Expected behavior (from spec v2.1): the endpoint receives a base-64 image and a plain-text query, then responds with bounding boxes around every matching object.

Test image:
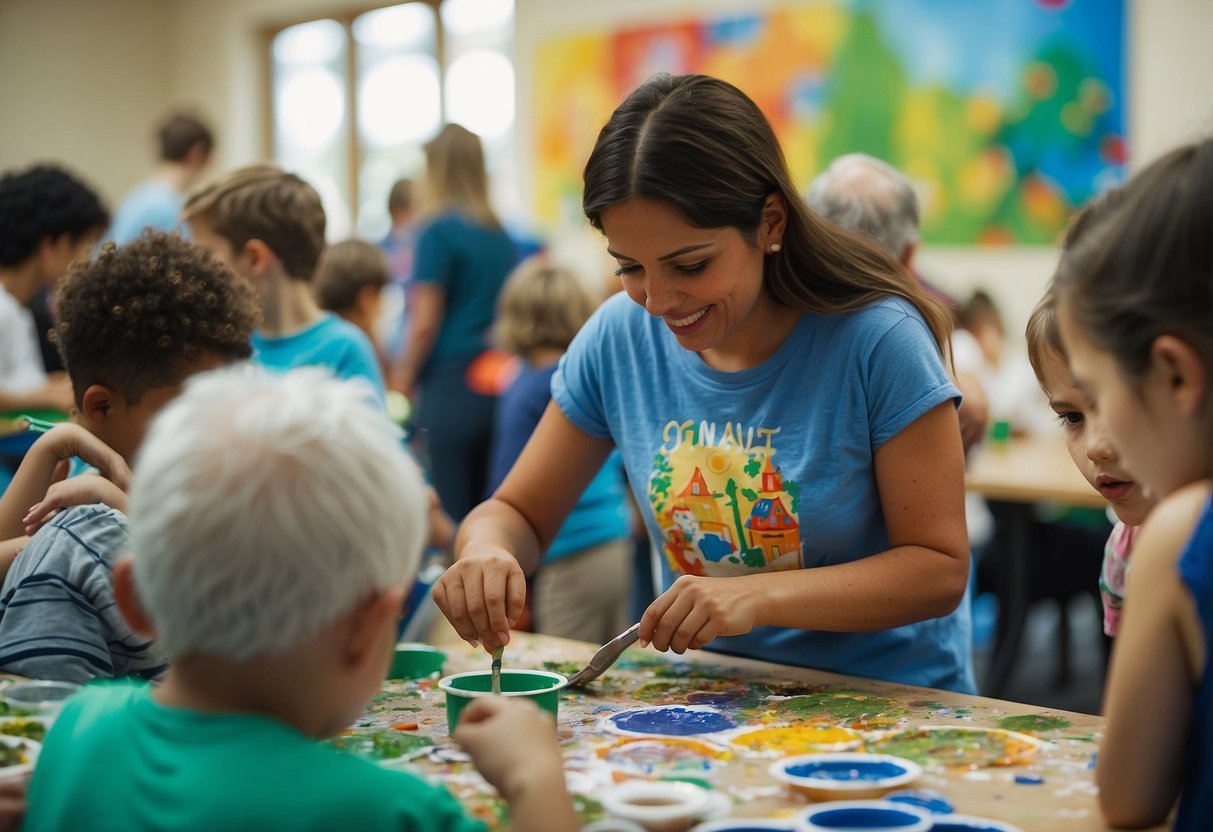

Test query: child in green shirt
[24,366,576,832]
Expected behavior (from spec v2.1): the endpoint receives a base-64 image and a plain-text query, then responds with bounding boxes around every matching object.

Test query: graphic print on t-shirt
[649,419,801,577]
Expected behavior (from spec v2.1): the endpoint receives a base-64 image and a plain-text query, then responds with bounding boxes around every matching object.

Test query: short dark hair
[55,231,259,406]
[159,113,214,163]
[0,165,109,267]
[314,240,388,313]
[388,179,415,214]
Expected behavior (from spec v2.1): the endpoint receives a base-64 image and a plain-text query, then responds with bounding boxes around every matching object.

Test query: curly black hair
[0,164,110,267]
[55,231,260,405]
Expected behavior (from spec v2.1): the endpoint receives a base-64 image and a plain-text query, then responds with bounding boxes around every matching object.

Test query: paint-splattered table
[350,633,1133,831]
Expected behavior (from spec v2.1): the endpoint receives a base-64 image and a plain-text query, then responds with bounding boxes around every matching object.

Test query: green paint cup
[438,669,567,733]
[386,643,446,681]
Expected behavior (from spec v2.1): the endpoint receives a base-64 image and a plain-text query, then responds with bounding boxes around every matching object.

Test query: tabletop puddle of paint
[607,705,737,736]
[870,726,1040,768]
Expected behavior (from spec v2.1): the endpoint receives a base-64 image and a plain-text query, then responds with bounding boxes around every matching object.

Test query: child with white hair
[23,367,577,832]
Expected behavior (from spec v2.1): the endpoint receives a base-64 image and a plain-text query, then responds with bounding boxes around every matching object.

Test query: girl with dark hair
[1053,137,1213,831]
[435,74,973,691]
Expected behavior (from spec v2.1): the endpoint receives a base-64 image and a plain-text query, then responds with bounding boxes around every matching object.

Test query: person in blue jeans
[392,124,518,521]
[488,259,631,644]
[433,74,974,692]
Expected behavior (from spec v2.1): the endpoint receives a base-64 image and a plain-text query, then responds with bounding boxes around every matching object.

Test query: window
[268,0,514,242]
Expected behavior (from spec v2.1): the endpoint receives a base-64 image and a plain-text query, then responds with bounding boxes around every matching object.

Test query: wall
[3,0,1211,335]
[515,0,1213,337]
[0,0,173,207]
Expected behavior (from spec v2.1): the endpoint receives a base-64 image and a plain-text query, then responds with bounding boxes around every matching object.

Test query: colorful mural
[534,0,1125,245]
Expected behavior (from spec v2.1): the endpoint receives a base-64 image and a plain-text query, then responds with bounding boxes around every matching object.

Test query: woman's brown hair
[581,74,951,353]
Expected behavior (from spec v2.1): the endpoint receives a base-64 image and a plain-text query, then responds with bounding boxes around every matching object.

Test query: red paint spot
[1100,135,1127,166]
[390,722,419,731]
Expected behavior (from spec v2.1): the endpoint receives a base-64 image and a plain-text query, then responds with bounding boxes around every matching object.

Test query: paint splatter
[326,729,433,760]
[731,724,862,755]
[771,690,907,724]
[603,737,731,776]
[997,713,1072,733]
[608,706,736,736]
[870,726,1039,768]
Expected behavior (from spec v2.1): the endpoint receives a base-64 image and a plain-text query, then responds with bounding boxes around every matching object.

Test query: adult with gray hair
[807,153,990,451]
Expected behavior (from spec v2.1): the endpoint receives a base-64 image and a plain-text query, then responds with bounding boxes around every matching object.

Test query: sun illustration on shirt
[649,421,801,578]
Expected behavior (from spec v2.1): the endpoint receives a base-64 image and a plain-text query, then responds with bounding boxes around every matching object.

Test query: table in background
[364,633,1145,831]
[967,435,1109,698]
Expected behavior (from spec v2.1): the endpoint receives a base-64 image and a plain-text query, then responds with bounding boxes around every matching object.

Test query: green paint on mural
[997,713,1072,733]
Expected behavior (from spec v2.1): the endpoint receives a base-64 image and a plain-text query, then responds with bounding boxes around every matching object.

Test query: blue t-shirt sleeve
[865,310,960,450]
[551,303,613,440]
[334,334,386,403]
[412,219,455,288]
[488,370,553,493]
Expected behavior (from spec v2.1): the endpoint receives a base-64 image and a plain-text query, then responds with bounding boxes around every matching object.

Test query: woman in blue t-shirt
[391,124,519,522]
[434,74,973,691]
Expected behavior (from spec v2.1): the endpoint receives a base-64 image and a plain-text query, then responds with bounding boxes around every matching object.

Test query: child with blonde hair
[24,367,577,832]
[1053,137,1213,830]
[488,259,631,643]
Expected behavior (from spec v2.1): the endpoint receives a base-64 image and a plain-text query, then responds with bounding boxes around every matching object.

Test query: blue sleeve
[550,302,613,440]
[487,372,552,493]
[412,218,455,288]
[334,336,386,404]
[865,311,960,450]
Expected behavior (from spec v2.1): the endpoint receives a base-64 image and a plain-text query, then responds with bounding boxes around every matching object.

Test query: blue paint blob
[932,821,1010,832]
[785,759,908,782]
[610,706,735,736]
[1013,774,1043,785]
[807,807,924,829]
[887,789,955,814]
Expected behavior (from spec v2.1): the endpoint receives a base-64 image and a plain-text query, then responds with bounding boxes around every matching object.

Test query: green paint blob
[543,660,584,678]
[775,691,906,720]
[326,730,433,760]
[997,713,1072,733]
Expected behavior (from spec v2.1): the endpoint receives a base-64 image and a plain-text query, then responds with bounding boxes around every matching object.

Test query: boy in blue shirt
[183,164,385,401]
[24,367,577,832]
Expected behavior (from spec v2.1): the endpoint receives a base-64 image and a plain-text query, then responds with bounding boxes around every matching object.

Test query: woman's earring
[768,242,782,254]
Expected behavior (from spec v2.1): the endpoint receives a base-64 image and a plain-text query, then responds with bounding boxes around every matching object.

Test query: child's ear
[344,587,406,670]
[79,385,116,427]
[1152,334,1208,418]
[113,556,156,638]
[242,239,276,279]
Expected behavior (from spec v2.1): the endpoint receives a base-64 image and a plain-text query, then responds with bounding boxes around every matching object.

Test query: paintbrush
[490,645,503,695]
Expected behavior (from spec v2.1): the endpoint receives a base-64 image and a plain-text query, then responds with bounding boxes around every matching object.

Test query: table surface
[348,632,1153,831]
[966,434,1108,510]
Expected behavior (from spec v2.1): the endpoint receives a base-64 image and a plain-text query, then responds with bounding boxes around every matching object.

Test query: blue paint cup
[929,817,1023,832]
[770,753,921,801]
[793,801,932,832]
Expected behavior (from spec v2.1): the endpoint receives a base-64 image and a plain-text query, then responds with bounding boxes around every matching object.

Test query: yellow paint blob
[731,724,862,755]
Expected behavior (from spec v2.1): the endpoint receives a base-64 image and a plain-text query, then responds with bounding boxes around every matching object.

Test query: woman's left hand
[638,574,763,653]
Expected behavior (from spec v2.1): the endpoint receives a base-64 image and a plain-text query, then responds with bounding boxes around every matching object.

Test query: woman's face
[599,197,790,370]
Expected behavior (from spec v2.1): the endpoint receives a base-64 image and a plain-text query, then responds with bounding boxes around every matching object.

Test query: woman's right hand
[431,544,527,651]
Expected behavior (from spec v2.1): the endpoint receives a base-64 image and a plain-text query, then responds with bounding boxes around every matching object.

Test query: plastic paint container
[1,681,80,716]
[0,736,39,782]
[438,669,566,732]
[600,780,716,832]
[770,753,921,800]
[385,643,446,681]
[929,817,1023,832]
[793,801,932,832]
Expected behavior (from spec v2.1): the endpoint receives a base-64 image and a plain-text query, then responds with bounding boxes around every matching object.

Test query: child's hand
[31,423,131,491]
[452,697,564,801]
[0,778,26,832]
[24,474,129,534]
